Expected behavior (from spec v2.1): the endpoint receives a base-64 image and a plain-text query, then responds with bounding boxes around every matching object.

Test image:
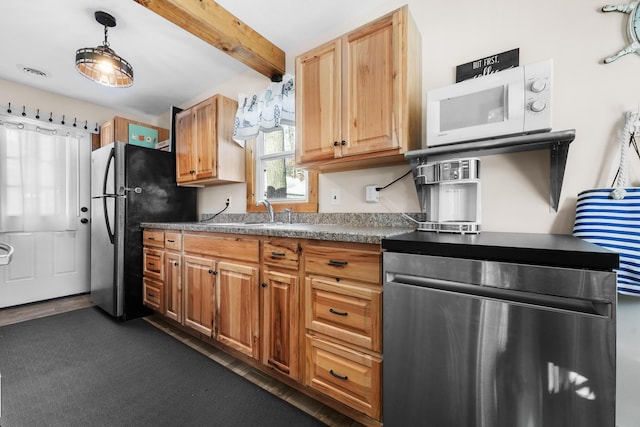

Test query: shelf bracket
[405,129,576,212]
[549,141,570,212]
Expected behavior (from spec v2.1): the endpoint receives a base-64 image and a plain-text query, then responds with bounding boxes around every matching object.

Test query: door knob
[80,218,89,224]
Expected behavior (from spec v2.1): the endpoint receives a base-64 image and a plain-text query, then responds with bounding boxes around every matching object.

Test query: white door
[0,121,91,308]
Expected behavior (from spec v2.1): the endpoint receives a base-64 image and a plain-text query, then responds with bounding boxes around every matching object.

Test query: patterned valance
[233,74,295,141]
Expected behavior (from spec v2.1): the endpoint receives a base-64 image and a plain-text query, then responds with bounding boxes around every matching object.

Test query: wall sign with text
[455,48,520,82]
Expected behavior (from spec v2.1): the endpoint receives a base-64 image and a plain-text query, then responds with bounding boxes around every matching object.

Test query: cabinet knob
[333,141,339,147]
[341,140,346,146]
[261,282,267,288]
[190,170,196,174]
[208,269,217,275]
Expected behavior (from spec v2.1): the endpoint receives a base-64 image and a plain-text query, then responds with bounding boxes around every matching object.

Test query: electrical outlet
[365,185,380,203]
[330,188,341,205]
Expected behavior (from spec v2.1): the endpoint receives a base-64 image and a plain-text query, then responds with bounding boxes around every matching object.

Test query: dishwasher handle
[388,273,612,318]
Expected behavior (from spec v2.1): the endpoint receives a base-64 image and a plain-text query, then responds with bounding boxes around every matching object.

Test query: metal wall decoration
[602,1,640,63]
[3,102,99,134]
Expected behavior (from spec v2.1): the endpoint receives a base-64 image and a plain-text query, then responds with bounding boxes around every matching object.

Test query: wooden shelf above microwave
[404,129,576,212]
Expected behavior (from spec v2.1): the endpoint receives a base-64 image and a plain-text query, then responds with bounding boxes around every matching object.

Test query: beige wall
[7,0,638,235]
[199,0,640,234]
[0,79,163,129]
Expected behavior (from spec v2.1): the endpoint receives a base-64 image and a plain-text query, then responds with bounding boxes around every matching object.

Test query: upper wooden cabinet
[100,116,169,148]
[295,6,422,171]
[175,94,245,186]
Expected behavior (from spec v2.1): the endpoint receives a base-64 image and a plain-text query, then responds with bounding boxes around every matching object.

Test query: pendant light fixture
[75,11,133,88]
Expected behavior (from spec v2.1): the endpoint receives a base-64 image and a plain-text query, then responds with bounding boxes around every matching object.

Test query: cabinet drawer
[183,233,259,262]
[263,240,300,270]
[305,245,380,284]
[164,232,182,251]
[305,335,381,420]
[306,276,381,352]
[143,277,164,312]
[143,230,165,248]
[143,247,164,281]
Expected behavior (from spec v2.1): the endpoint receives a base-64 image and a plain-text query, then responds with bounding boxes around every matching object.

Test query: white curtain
[233,73,295,141]
[0,121,80,232]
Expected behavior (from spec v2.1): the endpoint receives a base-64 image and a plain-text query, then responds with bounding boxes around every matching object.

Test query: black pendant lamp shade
[75,11,133,88]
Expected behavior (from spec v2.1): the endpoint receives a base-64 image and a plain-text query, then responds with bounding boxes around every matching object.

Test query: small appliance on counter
[412,157,481,234]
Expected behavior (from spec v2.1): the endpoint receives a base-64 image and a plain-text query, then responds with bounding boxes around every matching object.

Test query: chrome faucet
[256,200,275,223]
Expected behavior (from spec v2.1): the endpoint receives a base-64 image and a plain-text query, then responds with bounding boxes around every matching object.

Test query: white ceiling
[0,0,391,118]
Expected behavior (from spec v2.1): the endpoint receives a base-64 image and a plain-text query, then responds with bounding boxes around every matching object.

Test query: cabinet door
[216,261,259,359]
[342,11,400,157]
[165,251,182,323]
[295,39,342,164]
[100,120,114,147]
[193,98,217,181]
[183,255,216,336]
[175,109,195,183]
[262,269,299,380]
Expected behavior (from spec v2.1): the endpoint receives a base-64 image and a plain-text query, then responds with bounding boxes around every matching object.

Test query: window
[246,125,318,213]
[257,125,307,201]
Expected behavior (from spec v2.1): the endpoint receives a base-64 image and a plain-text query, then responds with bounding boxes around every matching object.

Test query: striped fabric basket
[573,188,640,296]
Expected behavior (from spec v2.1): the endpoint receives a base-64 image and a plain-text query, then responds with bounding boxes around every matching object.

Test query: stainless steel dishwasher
[382,233,618,427]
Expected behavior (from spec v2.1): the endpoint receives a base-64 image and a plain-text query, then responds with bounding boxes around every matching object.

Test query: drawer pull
[271,251,286,258]
[148,237,155,240]
[329,308,348,317]
[147,293,155,297]
[328,260,348,267]
[329,369,348,381]
[167,239,175,243]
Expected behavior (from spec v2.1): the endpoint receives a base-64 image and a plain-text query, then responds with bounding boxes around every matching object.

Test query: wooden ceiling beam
[134,0,285,80]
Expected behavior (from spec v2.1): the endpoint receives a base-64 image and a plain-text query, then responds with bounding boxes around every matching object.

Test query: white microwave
[426,59,553,147]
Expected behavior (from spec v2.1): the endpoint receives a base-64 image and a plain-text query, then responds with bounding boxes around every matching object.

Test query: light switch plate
[330,188,340,205]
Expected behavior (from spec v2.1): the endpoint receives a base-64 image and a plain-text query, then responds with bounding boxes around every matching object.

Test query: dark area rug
[0,307,325,427]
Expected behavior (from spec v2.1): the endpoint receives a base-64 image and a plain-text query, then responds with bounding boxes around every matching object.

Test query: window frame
[245,132,318,214]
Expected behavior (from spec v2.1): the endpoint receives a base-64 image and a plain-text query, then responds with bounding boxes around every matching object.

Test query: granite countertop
[141,213,417,245]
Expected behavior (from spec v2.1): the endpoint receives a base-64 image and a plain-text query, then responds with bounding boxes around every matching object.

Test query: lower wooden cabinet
[182,254,216,337]
[305,335,382,420]
[143,277,164,312]
[142,229,383,425]
[262,268,300,380]
[164,251,182,323]
[216,261,260,358]
[305,275,382,352]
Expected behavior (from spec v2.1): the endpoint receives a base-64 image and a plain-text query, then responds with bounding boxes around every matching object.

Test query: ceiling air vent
[18,65,49,78]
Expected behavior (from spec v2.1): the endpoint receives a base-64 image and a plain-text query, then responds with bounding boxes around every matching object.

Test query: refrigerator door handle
[103,148,116,245]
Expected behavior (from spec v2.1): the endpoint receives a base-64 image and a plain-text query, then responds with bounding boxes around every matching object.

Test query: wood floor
[0,294,363,427]
[0,293,94,327]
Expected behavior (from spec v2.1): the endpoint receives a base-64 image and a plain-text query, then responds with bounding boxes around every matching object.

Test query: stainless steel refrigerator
[91,142,196,319]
